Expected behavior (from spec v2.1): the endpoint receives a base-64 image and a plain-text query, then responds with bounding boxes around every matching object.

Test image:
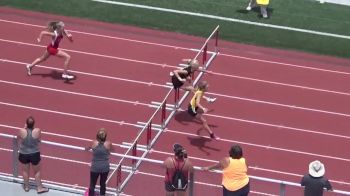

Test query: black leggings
[223,183,250,196]
[89,171,109,196]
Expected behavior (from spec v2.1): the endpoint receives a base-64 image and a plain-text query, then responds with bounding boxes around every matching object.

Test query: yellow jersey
[222,158,249,191]
[257,0,269,5]
[190,89,204,112]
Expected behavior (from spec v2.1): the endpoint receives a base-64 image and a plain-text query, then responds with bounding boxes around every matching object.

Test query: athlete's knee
[66,54,71,61]
[64,55,71,63]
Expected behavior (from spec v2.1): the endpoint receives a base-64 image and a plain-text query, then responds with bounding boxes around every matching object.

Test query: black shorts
[171,75,184,89]
[187,104,198,117]
[165,182,186,192]
[18,152,41,165]
[223,182,250,196]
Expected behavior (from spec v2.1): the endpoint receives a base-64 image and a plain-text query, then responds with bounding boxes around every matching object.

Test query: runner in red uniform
[27,21,74,80]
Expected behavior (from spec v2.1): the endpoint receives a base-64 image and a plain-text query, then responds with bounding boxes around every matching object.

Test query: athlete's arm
[63,29,73,42]
[173,69,187,82]
[37,31,54,42]
[182,59,192,64]
[195,93,207,112]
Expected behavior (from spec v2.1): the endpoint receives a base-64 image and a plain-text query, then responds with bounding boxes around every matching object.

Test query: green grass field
[1,0,350,58]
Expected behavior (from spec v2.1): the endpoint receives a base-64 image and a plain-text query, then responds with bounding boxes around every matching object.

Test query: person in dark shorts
[301,160,332,196]
[171,59,216,103]
[85,128,112,196]
[17,116,49,194]
[163,144,193,196]
[188,81,219,140]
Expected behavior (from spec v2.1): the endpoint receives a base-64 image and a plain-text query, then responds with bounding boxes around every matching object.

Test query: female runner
[27,21,74,80]
[188,81,219,140]
[171,59,216,103]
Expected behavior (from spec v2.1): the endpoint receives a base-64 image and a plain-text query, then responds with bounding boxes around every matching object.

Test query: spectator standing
[301,160,332,196]
[85,128,112,196]
[17,116,49,194]
[202,145,250,196]
[163,144,194,196]
[246,0,270,18]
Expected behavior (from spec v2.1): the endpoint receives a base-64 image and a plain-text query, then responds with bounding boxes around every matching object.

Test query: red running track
[1,7,350,195]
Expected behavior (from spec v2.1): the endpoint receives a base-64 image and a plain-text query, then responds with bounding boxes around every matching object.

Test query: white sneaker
[207,97,217,103]
[263,14,268,18]
[246,6,252,11]
[26,65,32,76]
[62,73,75,80]
[170,72,174,76]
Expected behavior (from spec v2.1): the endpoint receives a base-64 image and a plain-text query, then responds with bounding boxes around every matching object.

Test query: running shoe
[210,133,220,140]
[62,73,75,80]
[206,97,217,103]
[26,65,32,76]
[246,6,252,11]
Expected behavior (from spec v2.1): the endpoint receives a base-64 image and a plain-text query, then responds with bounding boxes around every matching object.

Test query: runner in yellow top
[187,81,219,140]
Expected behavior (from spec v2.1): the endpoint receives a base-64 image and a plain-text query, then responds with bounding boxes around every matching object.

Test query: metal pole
[188,170,194,196]
[161,101,166,129]
[202,44,208,66]
[132,142,137,170]
[280,182,286,196]
[174,88,178,107]
[12,138,19,178]
[116,164,122,195]
[215,30,219,52]
[146,121,152,149]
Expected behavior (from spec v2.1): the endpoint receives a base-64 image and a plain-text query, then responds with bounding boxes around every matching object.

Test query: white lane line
[2,37,350,96]
[0,64,349,140]
[0,79,151,107]
[166,129,350,162]
[2,87,348,140]
[212,71,350,96]
[0,58,169,88]
[204,111,350,139]
[0,18,192,51]
[0,70,349,140]
[207,92,350,117]
[1,18,349,75]
[3,57,350,119]
[0,101,138,127]
[91,0,350,40]
[0,38,173,68]
[219,53,350,75]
